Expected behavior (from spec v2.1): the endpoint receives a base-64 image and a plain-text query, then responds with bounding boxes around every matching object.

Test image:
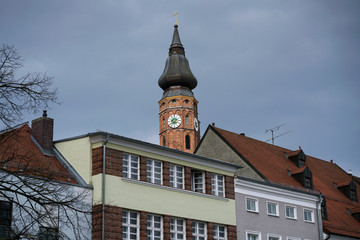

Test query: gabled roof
[205,125,360,238]
[0,123,81,185]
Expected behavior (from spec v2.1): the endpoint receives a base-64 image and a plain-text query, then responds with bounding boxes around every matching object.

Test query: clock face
[194,117,199,131]
[168,114,181,128]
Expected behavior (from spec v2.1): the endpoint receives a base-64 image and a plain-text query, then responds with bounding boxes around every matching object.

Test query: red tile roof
[0,124,77,184]
[210,125,360,238]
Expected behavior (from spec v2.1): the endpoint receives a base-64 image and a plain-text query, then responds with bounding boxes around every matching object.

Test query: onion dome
[158,24,198,91]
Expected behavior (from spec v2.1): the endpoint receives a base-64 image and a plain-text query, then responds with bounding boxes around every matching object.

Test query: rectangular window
[211,174,225,197]
[123,153,139,180]
[0,201,12,239]
[170,218,185,240]
[170,164,184,189]
[304,209,314,223]
[246,231,261,240]
[213,224,227,240]
[191,170,205,193]
[147,214,162,240]
[267,234,282,240]
[39,227,59,240]
[147,159,162,184]
[192,221,207,240]
[285,205,297,219]
[267,202,279,216]
[246,198,258,212]
[122,210,139,240]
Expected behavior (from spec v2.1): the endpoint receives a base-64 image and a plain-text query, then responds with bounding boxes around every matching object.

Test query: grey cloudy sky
[1,0,359,175]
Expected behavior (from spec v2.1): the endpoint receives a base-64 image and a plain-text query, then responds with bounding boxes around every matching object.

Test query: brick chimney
[31,110,54,151]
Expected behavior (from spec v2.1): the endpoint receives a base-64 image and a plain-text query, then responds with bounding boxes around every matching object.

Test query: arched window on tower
[185,135,191,150]
[163,137,166,147]
[185,115,189,125]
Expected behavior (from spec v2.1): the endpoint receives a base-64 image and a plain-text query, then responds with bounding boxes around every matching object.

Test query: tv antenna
[265,123,290,145]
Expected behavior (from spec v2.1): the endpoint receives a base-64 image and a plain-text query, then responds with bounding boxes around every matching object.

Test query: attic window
[291,166,313,189]
[350,208,360,222]
[338,180,358,202]
[288,149,307,168]
[321,196,328,220]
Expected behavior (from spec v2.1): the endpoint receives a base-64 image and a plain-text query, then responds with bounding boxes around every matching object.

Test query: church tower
[158,24,200,153]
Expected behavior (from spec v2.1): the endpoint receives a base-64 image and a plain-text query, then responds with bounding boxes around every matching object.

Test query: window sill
[285,217,297,221]
[304,220,315,224]
[246,210,259,214]
[122,178,229,202]
[267,214,279,217]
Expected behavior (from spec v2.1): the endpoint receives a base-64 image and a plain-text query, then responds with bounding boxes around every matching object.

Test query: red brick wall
[207,222,214,239]
[185,166,192,191]
[163,215,171,239]
[163,162,170,187]
[186,219,193,239]
[140,156,147,182]
[92,147,103,176]
[227,225,237,240]
[205,172,212,195]
[31,116,54,150]
[105,148,123,177]
[92,147,123,177]
[139,211,147,240]
[225,176,235,199]
[92,205,102,240]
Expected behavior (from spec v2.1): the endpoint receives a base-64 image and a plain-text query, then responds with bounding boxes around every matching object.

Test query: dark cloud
[1,0,359,175]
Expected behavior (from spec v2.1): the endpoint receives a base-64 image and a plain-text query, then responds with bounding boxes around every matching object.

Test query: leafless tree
[0,44,90,239]
[0,44,58,128]
[0,128,92,240]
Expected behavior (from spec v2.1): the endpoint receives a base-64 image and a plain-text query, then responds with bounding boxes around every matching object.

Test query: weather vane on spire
[174,9,178,25]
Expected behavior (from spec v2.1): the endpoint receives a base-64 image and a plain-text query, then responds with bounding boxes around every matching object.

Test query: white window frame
[147,214,163,240]
[147,159,163,184]
[266,201,279,216]
[246,230,261,240]
[267,233,282,240]
[285,205,297,219]
[286,237,300,240]
[191,170,205,193]
[211,173,225,197]
[213,224,227,240]
[123,153,140,180]
[170,217,185,240]
[192,221,207,240]
[246,197,259,213]
[122,210,139,240]
[170,164,184,189]
[303,209,315,223]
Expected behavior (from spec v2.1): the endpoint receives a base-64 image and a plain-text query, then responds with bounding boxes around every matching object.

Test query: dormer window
[288,149,307,168]
[350,208,360,222]
[338,180,358,202]
[291,166,313,189]
[321,196,328,220]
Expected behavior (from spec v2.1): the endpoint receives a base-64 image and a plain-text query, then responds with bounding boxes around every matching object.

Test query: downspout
[102,135,109,240]
[316,194,324,240]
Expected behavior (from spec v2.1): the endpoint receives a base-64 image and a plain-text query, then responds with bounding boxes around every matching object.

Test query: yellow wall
[55,137,92,184]
[92,174,236,225]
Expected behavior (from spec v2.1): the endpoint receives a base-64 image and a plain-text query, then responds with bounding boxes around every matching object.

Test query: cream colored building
[55,131,239,240]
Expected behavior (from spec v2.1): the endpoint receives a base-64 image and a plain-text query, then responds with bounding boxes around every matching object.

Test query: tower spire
[158,23,200,153]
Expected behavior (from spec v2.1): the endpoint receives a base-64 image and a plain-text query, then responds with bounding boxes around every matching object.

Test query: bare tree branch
[0,44,58,127]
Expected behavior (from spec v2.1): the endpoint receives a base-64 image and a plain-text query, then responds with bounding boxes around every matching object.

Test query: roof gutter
[317,194,324,240]
[102,135,109,240]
